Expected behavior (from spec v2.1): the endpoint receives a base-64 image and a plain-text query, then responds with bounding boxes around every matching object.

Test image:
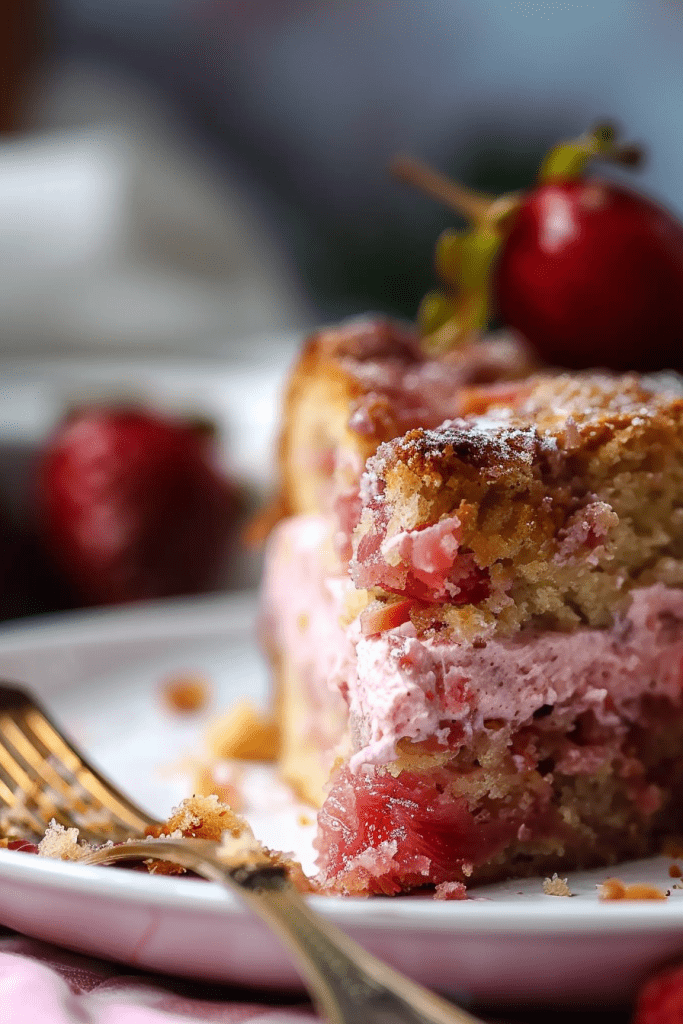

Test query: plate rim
[4,848,683,936]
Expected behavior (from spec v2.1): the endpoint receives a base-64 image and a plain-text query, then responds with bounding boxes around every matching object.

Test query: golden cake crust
[353,371,683,641]
[382,372,683,483]
[250,316,537,539]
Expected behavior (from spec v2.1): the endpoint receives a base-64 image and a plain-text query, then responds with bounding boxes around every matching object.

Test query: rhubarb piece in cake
[352,372,683,643]
[303,372,683,895]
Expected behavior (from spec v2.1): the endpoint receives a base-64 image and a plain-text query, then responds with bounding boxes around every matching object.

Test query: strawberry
[393,124,683,371]
[34,406,239,606]
[495,172,683,372]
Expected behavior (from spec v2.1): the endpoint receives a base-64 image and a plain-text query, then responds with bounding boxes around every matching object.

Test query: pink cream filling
[260,515,353,760]
[346,584,683,768]
[262,515,683,775]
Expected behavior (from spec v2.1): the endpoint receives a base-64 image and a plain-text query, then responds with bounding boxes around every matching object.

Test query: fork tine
[0,715,129,844]
[0,754,78,838]
[0,683,160,841]
[0,740,71,824]
[1,716,91,809]
[24,711,157,834]
[0,770,50,838]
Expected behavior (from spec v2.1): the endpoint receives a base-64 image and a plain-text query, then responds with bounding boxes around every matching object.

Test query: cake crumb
[543,873,572,897]
[205,699,280,762]
[194,763,245,813]
[216,831,271,869]
[434,880,468,900]
[599,878,626,900]
[298,813,314,827]
[146,794,250,843]
[598,877,668,900]
[143,795,255,877]
[38,820,93,861]
[162,673,211,714]
[669,864,682,878]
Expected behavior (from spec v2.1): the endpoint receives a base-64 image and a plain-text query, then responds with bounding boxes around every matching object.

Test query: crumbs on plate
[543,873,572,897]
[434,881,468,901]
[162,673,212,714]
[598,878,668,900]
[205,699,280,762]
[194,762,245,812]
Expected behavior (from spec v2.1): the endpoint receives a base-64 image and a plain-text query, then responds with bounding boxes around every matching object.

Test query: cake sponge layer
[265,316,535,533]
[352,372,683,641]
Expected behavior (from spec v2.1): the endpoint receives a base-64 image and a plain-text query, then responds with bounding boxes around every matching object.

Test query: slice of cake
[262,347,683,896]
[259,316,536,806]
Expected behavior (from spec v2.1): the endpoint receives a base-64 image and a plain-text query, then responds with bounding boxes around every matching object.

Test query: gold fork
[0,682,484,1024]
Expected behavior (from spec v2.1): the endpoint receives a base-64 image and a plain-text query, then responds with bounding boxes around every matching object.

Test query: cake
[261,314,683,897]
[260,315,537,807]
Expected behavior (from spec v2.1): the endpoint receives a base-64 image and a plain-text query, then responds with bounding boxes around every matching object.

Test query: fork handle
[87,840,478,1024]
[234,869,478,1024]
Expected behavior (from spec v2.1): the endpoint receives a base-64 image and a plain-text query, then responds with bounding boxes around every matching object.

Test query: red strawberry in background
[34,407,240,606]
[393,124,683,372]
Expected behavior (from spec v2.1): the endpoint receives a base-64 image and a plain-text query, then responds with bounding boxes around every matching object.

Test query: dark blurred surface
[0,0,44,132]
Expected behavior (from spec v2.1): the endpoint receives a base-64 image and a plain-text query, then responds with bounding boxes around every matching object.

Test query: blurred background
[3,0,683,349]
[1,0,683,617]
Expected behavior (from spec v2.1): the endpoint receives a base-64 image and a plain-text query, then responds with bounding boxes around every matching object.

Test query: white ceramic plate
[2,598,683,1006]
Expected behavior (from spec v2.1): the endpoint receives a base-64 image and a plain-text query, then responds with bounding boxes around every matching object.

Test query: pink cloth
[0,931,316,1023]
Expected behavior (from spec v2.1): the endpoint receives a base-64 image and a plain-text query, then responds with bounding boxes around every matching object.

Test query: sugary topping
[312,315,421,363]
[543,874,572,896]
[38,820,94,861]
[375,419,554,483]
[513,371,683,432]
[145,794,250,842]
[370,370,683,482]
[349,369,683,638]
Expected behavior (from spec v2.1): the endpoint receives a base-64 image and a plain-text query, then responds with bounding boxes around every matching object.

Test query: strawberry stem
[390,154,493,225]
[539,122,644,182]
[393,121,644,359]
[390,153,522,356]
